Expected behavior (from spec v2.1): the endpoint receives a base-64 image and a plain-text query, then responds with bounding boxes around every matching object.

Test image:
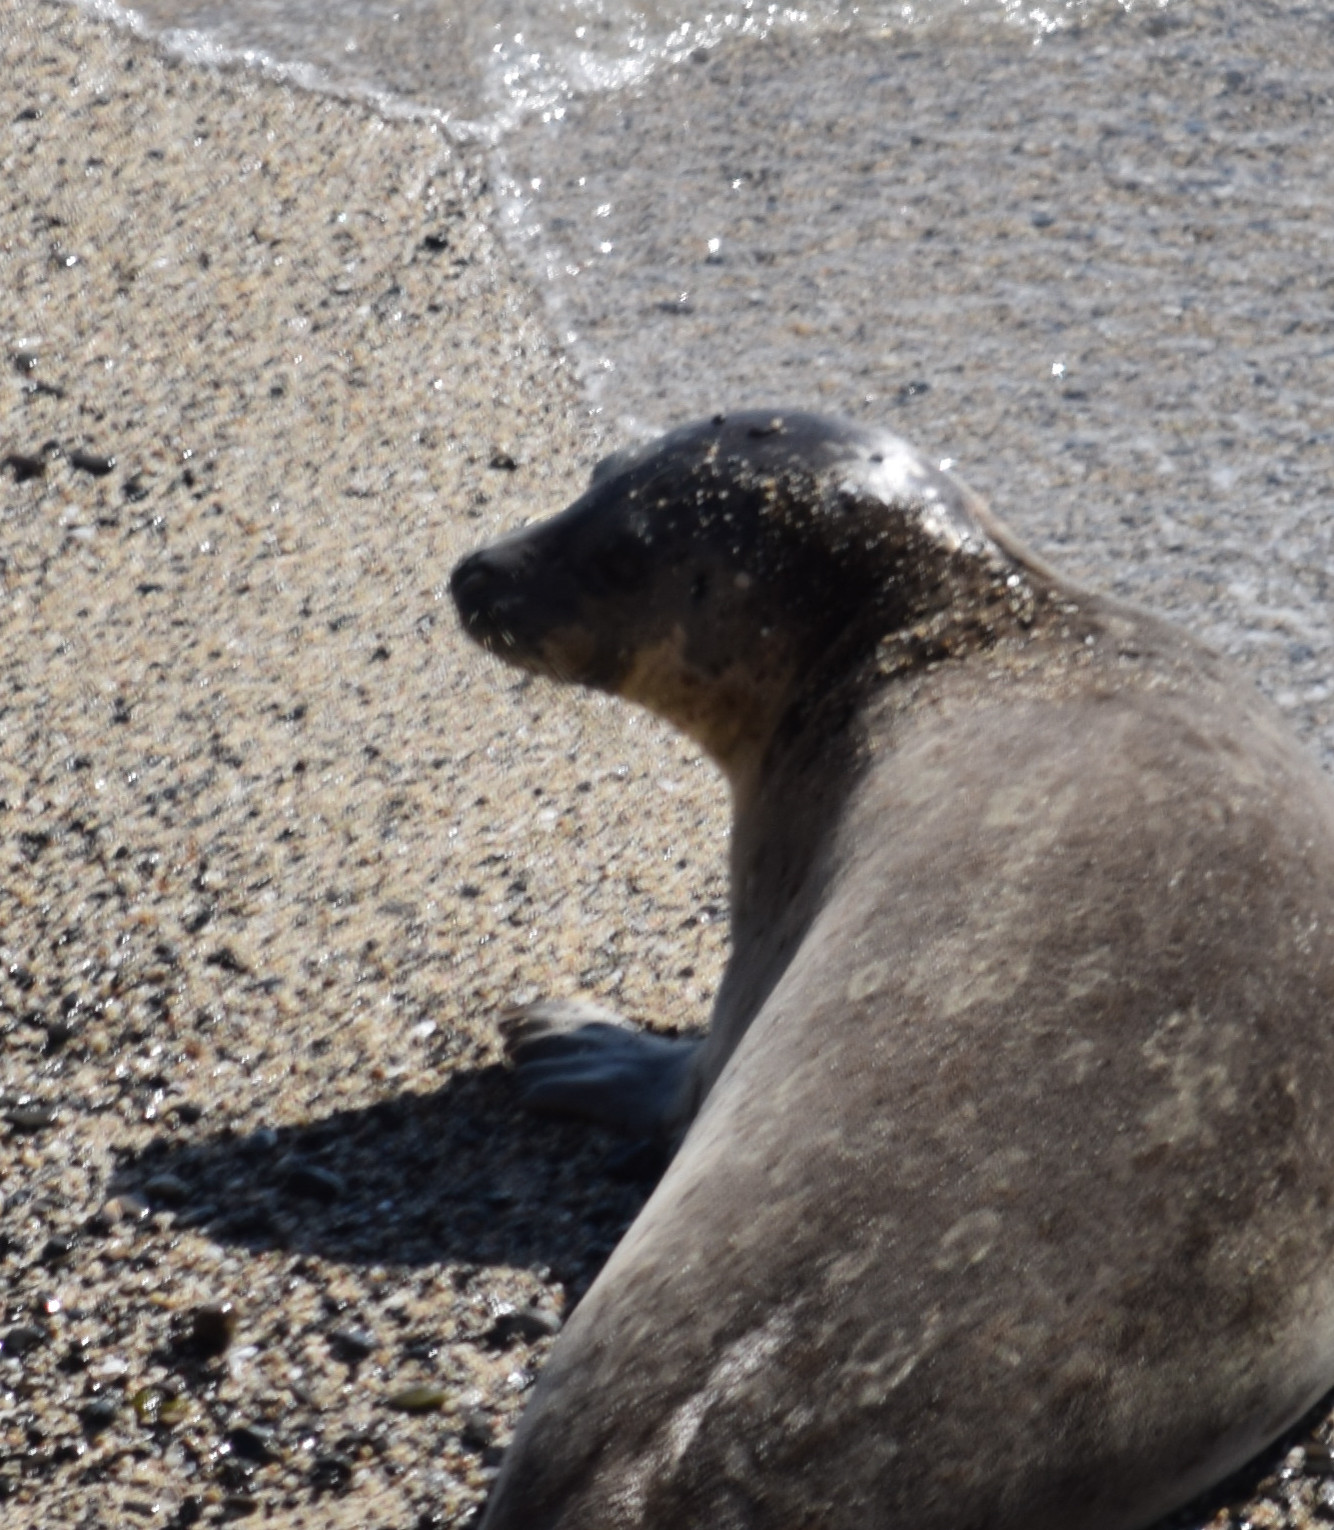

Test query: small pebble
[485,1305,562,1347]
[184,904,214,933]
[328,1326,377,1362]
[69,448,117,476]
[459,1410,494,1450]
[189,1300,238,1357]
[4,451,46,483]
[89,1193,152,1234]
[279,1159,348,1202]
[1,1324,48,1357]
[40,1234,76,1265]
[227,1423,281,1464]
[143,1172,192,1207]
[385,1384,447,1414]
[238,1127,279,1157]
[6,1102,58,1132]
[130,1385,170,1425]
[310,1453,355,1494]
[79,1396,120,1434]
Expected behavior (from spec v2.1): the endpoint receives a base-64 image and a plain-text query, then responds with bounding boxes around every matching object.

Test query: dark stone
[328,1326,376,1362]
[58,1338,92,1373]
[227,1424,281,1464]
[217,1456,257,1490]
[172,1204,221,1230]
[310,1453,354,1494]
[1,1325,47,1356]
[6,1103,57,1132]
[40,1235,75,1266]
[204,947,249,974]
[143,1172,192,1207]
[1303,1443,1334,1475]
[69,449,117,476]
[460,1410,494,1450]
[79,1397,120,1434]
[188,1301,238,1358]
[43,1019,77,1050]
[3,451,45,482]
[485,1306,563,1348]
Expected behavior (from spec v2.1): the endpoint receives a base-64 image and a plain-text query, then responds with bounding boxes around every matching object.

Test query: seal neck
[722,534,1059,943]
[723,533,1042,809]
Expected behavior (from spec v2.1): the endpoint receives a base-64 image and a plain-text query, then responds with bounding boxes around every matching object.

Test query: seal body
[450,413,1334,1530]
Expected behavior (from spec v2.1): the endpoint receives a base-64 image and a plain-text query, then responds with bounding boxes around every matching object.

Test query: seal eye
[587,538,650,593]
[690,572,710,605]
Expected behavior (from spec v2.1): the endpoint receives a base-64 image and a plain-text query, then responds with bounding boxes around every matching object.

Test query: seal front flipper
[500,999,700,1140]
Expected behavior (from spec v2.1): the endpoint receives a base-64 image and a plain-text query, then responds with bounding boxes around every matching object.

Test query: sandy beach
[0,1,732,1521]
[2,0,1334,1526]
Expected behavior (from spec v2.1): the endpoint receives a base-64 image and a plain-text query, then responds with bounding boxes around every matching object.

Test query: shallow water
[85,0,1334,759]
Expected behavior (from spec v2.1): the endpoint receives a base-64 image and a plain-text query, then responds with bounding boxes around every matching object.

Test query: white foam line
[61,0,1158,147]
[59,0,492,140]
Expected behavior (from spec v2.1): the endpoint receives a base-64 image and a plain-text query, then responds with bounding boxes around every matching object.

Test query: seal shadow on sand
[106,1059,1334,1527]
[107,1064,665,1295]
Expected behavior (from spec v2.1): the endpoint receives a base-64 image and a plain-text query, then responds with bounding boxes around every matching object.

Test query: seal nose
[450,549,504,625]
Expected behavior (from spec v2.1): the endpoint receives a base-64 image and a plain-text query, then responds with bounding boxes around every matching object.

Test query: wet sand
[1,0,1333,1526]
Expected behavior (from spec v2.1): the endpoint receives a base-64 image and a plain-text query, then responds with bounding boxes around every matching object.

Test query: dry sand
[0,1,731,1522]
[2,1,1333,1527]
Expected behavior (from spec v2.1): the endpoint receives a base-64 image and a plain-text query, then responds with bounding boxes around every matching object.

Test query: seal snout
[450,541,536,646]
[451,536,588,678]
[449,546,505,624]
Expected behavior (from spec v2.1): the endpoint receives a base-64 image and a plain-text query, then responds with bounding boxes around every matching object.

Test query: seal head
[451,411,1024,796]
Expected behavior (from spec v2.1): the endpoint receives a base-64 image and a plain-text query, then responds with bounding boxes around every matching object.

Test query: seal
[450,411,1334,1530]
